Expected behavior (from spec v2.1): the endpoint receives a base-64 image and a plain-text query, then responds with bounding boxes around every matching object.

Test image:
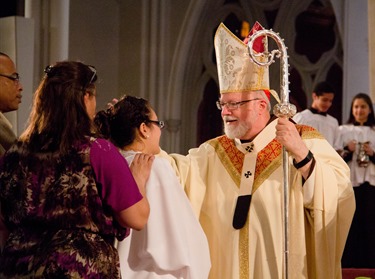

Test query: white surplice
[334,124,375,186]
[116,150,211,279]
[293,109,339,147]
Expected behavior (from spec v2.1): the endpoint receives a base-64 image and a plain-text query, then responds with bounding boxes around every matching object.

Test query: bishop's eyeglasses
[216,98,260,110]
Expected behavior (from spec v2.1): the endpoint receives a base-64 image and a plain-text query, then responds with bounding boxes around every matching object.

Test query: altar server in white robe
[293,81,339,147]
[335,92,375,268]
[94,95,211,279]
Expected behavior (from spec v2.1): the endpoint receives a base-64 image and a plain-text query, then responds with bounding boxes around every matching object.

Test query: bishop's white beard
[224,120,249,139]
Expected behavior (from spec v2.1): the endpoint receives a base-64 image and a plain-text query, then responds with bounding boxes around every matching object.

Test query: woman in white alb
[94,95,211,279]
[335,93,375,268]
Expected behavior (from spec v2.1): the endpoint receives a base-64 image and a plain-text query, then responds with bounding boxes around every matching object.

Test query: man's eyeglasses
[0,73,20,84]
[216,98,261,110]
[148,120,165,129]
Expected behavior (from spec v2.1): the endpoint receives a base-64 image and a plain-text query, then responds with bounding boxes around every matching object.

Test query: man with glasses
[0,52,23,156]
[0,52,22,251]
[164,22,355,279]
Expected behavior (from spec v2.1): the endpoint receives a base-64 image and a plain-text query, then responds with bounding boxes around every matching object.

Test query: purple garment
[90,138,143,212]
[0,138,143,278]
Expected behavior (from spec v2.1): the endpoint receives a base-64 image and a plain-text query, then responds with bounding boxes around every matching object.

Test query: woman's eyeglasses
[148,120,165,129]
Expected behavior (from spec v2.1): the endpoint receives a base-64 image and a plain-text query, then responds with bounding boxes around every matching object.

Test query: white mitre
[214,22,278,101]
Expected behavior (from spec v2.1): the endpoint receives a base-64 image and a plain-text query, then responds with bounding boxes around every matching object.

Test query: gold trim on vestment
[208,136,244,187]
[208,124,319,278]
[296,124,325,140]
[239,220,249,279]
[209,136,283,279]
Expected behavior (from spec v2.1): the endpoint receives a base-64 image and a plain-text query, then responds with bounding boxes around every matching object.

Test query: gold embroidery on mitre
[214,23,270,94]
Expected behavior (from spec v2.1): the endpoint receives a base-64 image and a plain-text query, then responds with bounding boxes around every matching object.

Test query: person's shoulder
[122,150,169,169]
[293,109,311,121]
[295,123,317,132]
[90,138,118,154]
[206,134,230,146]
[194,135,230,153]
[326,114,339,124]
[145,155,177,179]
[184,136,225,157]
[299,109,310,114]
[154,154,174,167]
[338,124,352,130]
[295,123,325,140]
[296,109,311,115]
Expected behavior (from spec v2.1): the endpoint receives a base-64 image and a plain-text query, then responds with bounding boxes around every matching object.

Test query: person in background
[293,81,338,146]
[162,22,355,279]
[0,61,154,278]
[335,93,375,268]
[94,95,211,279]
[0,52,23,251]
[0,52,23,155]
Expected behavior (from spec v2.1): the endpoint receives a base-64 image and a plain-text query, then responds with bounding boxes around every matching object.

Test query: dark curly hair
[94,95,153,148]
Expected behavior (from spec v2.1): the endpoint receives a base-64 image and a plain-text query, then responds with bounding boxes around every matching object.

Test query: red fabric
[244,21,265,53]
[342,268,375,279]
[263,89,271,100]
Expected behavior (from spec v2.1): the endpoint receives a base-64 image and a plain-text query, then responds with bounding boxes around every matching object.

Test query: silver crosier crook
[247,29,296,279]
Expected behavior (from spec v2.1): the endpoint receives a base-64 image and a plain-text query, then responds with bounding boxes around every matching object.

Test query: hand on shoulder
[130,153,155,194]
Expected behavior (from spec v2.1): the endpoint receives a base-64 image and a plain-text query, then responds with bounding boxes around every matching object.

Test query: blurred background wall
[1,0,373,154]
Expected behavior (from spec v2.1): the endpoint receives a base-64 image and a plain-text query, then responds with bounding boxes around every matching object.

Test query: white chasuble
[167,119,355,279]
